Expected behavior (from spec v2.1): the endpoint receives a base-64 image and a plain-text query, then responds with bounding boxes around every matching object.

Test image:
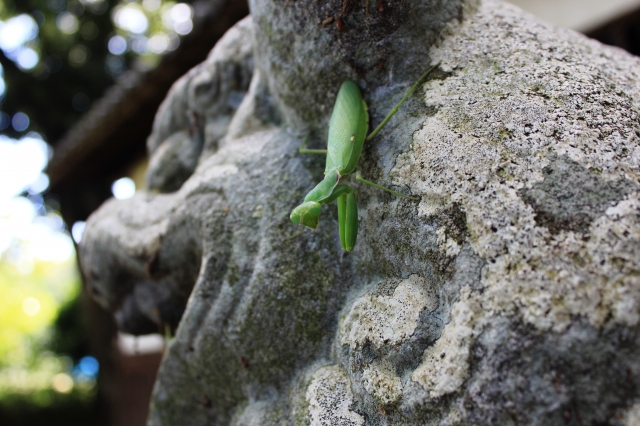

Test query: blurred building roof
[508,0,640,32]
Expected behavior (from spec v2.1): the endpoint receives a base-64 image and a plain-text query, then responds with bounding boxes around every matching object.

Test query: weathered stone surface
[79,0,640,424]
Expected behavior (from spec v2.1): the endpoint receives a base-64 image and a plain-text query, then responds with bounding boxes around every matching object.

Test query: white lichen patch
[440,405,465,426]
[622,401,640,426]
[340,275,437,349]
[588,193,640,327]
[437,226,462,257]
[361,359,403,406]
[251,205,264,218]
[306,365,364,426]
[392,0,640,335]
[411,287,482,398]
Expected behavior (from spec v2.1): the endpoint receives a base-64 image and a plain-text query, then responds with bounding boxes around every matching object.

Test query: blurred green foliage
[0,0,118,141]
[1,0,193,142]
[0,254,93,406]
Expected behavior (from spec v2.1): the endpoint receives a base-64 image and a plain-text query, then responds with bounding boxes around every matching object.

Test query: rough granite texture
[79,0,640,424]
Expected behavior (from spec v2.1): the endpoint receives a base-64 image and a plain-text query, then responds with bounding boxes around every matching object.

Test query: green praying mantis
[290,63,439,252]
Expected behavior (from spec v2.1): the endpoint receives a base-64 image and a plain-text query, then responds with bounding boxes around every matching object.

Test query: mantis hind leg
[337,190,357,252]
[366,62,441,142]
[299,135,328,155]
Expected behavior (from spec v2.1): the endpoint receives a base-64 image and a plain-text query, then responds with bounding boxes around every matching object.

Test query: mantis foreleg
[290,170,340,229]
[355,172,418,200]
[291,173,359,251]
[337,189,357,252]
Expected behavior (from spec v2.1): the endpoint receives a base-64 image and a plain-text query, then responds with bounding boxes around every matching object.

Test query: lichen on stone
[306,366,364,426]
[411,286,482,398]
[394,0,640,334]
[361,359,403,406]
[340,275,438,349]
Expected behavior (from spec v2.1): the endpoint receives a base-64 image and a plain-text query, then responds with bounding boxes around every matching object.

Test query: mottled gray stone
[519,155,638,235]
[79,0,640,424]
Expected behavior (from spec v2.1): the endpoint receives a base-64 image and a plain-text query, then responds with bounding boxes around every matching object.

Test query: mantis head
[290,201,322,229]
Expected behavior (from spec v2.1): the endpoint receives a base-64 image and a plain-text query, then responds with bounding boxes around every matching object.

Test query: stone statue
[80,0,640,424]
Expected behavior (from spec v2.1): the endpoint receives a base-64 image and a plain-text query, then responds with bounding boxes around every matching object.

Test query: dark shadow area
[587,6,640,57]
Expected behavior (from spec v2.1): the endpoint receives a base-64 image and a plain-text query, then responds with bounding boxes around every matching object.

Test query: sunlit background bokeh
[1,0,192,77]
[3,0,640,424]
[0,0,191,421]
